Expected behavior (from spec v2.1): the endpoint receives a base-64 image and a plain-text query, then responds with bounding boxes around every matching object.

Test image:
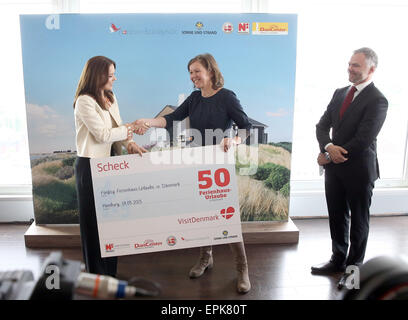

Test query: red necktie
[339,86,357,119]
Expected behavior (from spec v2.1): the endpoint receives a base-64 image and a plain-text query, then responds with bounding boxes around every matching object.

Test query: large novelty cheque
[90,145,243,258]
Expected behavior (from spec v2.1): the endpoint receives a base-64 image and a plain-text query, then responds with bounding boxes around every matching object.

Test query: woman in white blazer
[73,56,146,276]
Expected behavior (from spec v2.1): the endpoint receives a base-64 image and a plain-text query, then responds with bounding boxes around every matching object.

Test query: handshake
[124,119,152,157]
[126,119,151,138]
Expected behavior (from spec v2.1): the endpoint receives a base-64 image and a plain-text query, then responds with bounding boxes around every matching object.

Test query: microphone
[26,251,160,300]
[75,272,159,299]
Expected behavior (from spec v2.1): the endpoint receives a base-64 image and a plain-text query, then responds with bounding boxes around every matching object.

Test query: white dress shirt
[353,79,373,100]
[74,94,132,158]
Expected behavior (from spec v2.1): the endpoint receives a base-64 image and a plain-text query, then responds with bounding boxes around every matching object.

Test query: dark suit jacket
[316,82,388,182]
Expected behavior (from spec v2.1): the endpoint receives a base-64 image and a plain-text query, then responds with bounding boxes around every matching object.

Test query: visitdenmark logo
[220,207,235,219]
[177,207,235,225]
[177,215,219,224]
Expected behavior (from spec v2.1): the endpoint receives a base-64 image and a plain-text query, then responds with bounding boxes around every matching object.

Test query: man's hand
[127,142,147,157]
[326,144,348,164]
[317,152,331,166]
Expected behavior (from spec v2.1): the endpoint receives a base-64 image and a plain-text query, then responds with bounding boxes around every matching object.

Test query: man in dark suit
[311,48,388,288]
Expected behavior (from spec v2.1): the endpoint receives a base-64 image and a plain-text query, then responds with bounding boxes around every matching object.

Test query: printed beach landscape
[30,142,291,224]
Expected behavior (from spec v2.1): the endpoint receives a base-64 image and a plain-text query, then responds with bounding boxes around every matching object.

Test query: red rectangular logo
[238,23,249,34]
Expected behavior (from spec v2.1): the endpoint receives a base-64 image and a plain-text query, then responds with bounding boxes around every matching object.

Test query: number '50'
[198,168,230,189]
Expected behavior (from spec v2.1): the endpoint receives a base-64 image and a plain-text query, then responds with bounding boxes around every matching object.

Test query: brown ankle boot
[229,242,251,293]
[189,246,213,278]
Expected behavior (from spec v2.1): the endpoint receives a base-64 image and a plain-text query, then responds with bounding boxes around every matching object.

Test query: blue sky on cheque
[20,13,297,153]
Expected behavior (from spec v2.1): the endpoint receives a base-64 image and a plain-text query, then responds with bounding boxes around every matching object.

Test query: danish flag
[220,207,235,219]
[223,22,233,33]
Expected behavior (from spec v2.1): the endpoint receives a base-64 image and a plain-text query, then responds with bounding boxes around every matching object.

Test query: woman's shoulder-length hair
[188,53,224,90]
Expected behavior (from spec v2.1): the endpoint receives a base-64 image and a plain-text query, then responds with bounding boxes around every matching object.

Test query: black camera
[342,255,408,300]
[0,251,160,300]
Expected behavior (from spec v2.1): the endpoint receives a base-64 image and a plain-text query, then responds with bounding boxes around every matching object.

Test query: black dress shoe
[337,271,352,290]
[311,261,346,275]
[337,265,361,290]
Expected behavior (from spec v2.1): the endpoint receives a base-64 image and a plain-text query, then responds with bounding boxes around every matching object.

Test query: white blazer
[74,94,132,158]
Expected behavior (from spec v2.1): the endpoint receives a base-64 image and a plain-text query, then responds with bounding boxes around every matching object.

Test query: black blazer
[316,82,388,182]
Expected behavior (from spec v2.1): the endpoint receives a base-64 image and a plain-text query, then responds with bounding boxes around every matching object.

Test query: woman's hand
[125,123,135,140]
[220,136,241,152]
[127,142,148,157]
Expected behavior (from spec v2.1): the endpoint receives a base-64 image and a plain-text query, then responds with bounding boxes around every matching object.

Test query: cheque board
[91,145,242,257]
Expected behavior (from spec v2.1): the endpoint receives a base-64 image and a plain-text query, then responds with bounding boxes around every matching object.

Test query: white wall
[0,196,34,223]
[1,1,407,223]
[290,188,408,218]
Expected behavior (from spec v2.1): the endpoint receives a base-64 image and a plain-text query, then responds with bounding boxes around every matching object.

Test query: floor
[1,216,407,300]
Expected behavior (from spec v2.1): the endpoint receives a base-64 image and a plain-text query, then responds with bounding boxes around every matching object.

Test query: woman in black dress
[136,54,252,293]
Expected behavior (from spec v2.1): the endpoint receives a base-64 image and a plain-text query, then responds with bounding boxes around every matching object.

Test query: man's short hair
[354,47,378,68]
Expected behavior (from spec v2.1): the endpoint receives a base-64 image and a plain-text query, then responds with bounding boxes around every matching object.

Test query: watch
[324,152,331,161]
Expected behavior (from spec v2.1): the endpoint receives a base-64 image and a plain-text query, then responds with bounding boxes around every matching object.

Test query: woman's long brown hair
[73,56,116,110]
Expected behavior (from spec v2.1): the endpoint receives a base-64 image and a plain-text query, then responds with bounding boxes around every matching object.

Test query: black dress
[164,88,251,146]
[75,156,118,277]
